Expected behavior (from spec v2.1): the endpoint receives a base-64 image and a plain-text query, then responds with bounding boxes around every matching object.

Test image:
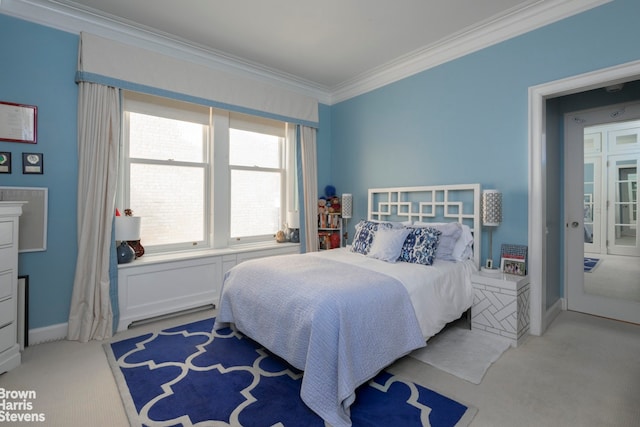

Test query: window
[120,92,295,254]
[229,113,288,243]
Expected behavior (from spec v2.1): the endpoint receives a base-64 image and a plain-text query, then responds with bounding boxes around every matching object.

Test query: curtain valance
[77,32,318,126]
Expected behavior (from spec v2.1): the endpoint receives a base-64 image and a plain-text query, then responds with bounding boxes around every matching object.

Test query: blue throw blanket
[215,253,426,427]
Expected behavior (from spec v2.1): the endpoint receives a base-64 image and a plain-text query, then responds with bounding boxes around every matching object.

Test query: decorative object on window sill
[115,209,143,264]
[116,241,135,264]
[287,211,300,243]
[128,239,145,258]
[341,193,352,246]
[276,230,287,243]
[481,189,502,273]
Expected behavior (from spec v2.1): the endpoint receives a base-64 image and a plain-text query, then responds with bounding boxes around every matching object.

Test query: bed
[214,184,481,426]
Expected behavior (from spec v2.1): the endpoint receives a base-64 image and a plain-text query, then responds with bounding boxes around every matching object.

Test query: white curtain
[67,82,120,342]
[300,126,319,252]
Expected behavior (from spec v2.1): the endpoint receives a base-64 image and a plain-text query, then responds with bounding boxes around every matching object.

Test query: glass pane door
[608,155,639,256]
[583,157,602,253]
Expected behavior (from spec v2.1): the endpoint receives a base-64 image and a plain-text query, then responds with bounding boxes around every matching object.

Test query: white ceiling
[55,0,532,89]
[2,0,609,102]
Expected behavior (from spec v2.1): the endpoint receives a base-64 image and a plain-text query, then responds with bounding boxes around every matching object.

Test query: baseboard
[544,299,564,331]
[28,322,68,345]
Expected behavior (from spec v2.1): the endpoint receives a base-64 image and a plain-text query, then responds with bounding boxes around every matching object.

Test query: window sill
[117,242,300,269]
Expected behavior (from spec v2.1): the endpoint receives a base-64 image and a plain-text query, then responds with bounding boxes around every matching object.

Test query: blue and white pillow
[350,220,393,255]
[397,227,441,265]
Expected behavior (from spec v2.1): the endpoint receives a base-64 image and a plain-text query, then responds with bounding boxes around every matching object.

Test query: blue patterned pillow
[350,220,392,255]
[397,227,442,265]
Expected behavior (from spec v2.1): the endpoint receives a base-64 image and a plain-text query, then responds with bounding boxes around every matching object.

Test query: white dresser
[0,201,24,374]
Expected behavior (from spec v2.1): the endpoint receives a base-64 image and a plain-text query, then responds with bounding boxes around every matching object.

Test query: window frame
[227,113,288,245]
[118,91,297,255]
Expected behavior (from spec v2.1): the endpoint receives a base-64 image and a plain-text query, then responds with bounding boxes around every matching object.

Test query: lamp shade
[115,216,141,241]
[481,190,502,226]
[287,211,300,229]
[341,193,353,219]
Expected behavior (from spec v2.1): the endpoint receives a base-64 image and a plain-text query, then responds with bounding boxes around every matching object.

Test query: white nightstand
[471,270,530,347]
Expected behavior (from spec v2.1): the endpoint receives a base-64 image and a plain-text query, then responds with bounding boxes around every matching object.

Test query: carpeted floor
[105,317,477,427]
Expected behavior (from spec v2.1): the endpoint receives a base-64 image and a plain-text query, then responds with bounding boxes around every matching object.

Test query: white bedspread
[314,249,476,339]
[214,249,475,426]
[215,252,426,427]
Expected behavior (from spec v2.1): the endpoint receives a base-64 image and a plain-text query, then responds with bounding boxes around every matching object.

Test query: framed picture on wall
[0,152,11,173]
[22,152,43,174]
[0,101,37,144]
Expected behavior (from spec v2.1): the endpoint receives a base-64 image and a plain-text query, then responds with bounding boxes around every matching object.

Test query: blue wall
[329,0,640,265]
[0,15,78,329]
[2,0,640,331]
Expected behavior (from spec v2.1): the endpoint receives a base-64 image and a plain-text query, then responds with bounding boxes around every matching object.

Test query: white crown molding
[330,0,612,104]
[1,0,611,106]
[0,0,334,103]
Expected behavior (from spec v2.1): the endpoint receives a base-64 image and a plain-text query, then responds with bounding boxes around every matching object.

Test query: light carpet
[105,317,477,427]
[410,327,510,385]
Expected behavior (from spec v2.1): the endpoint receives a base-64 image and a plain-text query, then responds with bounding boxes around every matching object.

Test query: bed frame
[367,184,482,269]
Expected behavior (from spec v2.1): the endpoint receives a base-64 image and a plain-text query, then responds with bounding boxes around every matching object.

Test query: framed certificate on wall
[0,101,37,144]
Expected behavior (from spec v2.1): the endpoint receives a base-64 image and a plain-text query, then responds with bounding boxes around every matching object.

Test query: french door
[565,102,640,325]
[608,154,639,256]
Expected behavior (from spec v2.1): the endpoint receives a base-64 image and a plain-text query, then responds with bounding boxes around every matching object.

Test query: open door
[565,103,640,325]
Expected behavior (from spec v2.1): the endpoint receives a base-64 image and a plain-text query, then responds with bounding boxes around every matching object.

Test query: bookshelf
[318,212,342,250]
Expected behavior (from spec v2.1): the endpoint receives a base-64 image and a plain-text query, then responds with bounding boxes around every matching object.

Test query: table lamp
[341,193,352,246]
[115,214,141,264]
[481,189,502,273]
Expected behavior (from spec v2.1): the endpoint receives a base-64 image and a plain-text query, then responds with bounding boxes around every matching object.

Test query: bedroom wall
[0,14,79,331]
[0,13,333,333]
[328,0,640,311]
[3,0,640,333]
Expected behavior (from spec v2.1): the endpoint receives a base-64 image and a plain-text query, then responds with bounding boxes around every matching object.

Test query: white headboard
[367,184,481,268]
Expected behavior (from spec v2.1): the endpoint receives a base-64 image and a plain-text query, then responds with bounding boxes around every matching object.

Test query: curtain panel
[77,32,319,126]
[68,82,120,342]
[300,126,319,252]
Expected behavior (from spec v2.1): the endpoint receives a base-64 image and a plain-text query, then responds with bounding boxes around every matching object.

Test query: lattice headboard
[368,184,481,268]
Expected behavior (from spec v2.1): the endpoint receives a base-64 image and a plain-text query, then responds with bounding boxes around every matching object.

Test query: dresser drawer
[0,297,14,326]
[0,220,14,248]
[0,322,16,354]
[0,270,13,300]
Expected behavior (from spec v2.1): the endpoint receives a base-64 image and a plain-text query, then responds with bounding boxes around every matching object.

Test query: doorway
[565,103,640,324]
[529,61,640,336]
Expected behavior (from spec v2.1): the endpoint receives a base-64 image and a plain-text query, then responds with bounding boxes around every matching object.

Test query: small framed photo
[501,257,526,276]
[22,152,43,174]
[0,101,37,144]
[0,152,11,173]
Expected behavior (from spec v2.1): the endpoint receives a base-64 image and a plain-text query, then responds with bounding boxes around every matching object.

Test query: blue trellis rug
[584,257,601,273]
[105,317,477,427]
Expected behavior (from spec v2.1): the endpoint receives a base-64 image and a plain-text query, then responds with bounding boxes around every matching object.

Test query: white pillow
[369,219,412,228]
[414,221,474,261]
[366,227,411,262]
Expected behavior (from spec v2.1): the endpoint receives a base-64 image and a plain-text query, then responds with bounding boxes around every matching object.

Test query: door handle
[571,221,580,228]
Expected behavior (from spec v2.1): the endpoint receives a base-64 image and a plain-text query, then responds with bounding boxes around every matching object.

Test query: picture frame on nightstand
[500,243,527,275]
[501,257,526,276]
